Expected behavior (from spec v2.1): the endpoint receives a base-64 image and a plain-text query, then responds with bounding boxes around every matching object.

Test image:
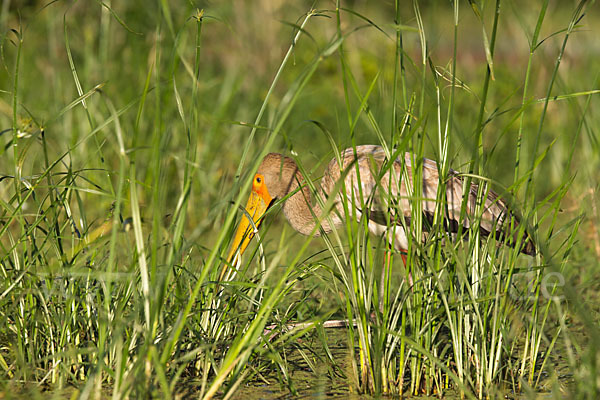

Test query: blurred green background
[2,0,598,210]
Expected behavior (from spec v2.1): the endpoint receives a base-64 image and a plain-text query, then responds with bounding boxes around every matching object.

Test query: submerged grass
[0,0,599,398]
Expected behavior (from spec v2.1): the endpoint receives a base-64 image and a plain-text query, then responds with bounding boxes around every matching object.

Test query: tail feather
[515,222,536,256]
[502,214,536,256]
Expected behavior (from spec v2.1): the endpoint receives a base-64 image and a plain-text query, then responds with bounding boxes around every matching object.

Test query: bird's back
[320,145,534,254]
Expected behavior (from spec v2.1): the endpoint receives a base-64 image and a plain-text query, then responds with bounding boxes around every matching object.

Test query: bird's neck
[282,171,333,236]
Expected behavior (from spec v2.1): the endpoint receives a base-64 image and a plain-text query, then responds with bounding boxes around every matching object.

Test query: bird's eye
[256,177,262,184]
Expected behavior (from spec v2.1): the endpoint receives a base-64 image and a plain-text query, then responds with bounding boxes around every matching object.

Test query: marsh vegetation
[0,0,599,398]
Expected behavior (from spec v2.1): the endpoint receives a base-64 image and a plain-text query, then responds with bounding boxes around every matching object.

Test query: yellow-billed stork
[225,145,534,274]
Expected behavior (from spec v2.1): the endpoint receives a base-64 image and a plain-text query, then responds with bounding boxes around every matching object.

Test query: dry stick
[263,319,354,337]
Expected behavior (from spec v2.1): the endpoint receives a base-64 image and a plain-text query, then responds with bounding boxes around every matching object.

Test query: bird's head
[225,153,298,270]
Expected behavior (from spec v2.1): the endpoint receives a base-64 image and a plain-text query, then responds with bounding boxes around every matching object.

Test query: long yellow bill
[221,174,272,280]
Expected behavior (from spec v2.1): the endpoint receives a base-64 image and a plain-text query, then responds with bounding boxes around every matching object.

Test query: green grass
[1,0,599,398]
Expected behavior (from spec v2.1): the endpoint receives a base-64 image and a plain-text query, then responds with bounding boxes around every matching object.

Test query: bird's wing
[322,145,535,254]
[408,153,512,236]
[325,145,514,236]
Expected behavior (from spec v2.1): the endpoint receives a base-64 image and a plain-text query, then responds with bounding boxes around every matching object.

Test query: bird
[224,145,534,276]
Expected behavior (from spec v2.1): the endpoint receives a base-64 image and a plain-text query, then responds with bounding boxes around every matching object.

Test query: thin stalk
[236,10,317,177]
[160,16,325,364]
[514,0,549,185]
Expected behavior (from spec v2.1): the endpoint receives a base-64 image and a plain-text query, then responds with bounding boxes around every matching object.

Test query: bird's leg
[400,249,413,287]
[399,250,407,267]
[379,246,412,313]
[379,244,393,314]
